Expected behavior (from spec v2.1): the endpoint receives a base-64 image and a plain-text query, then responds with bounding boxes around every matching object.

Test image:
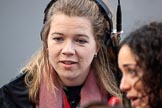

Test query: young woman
[118,22,162,108]
[0,0,121,108]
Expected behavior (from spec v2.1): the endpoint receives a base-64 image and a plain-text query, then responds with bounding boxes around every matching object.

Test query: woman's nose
[62,41,75,56]
[120,76,131,93]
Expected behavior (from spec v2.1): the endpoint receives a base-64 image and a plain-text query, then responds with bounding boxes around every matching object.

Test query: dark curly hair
[119,21,162,108]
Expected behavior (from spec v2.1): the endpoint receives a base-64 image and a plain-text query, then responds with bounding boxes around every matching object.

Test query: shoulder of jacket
[0,71,34,108]
[2,72,26,88]
[10,72,26,83]
[0,71,27,94]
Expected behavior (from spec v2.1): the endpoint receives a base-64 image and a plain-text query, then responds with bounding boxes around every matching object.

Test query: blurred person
[81,96,122,108]
[82,101,112,108]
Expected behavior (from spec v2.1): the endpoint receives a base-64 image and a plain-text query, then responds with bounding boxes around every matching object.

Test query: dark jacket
[0,73,34,108]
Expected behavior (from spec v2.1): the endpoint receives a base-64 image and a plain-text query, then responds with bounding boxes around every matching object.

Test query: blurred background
[0,0,162,86]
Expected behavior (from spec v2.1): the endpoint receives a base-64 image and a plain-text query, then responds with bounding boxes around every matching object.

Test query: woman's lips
[61,61,76,64]
[130,97,140,107]
[60,60,77,69]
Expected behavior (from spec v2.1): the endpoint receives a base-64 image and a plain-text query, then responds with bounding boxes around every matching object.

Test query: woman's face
[118,45,150,108]
[47,14,97,86]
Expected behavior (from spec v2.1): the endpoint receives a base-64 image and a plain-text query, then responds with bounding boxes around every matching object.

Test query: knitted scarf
[36,70,107,108]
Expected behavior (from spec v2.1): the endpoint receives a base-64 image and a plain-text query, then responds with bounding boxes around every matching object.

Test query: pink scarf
[36,70,107,108]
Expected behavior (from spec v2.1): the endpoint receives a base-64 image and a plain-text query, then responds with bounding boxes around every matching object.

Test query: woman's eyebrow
[123,64,137,67]
[76,34,89,38]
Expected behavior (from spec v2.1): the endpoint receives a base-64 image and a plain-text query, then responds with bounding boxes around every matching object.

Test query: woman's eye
[53,37,64,42]
[76,39,88,44]
[128,69,137,76]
